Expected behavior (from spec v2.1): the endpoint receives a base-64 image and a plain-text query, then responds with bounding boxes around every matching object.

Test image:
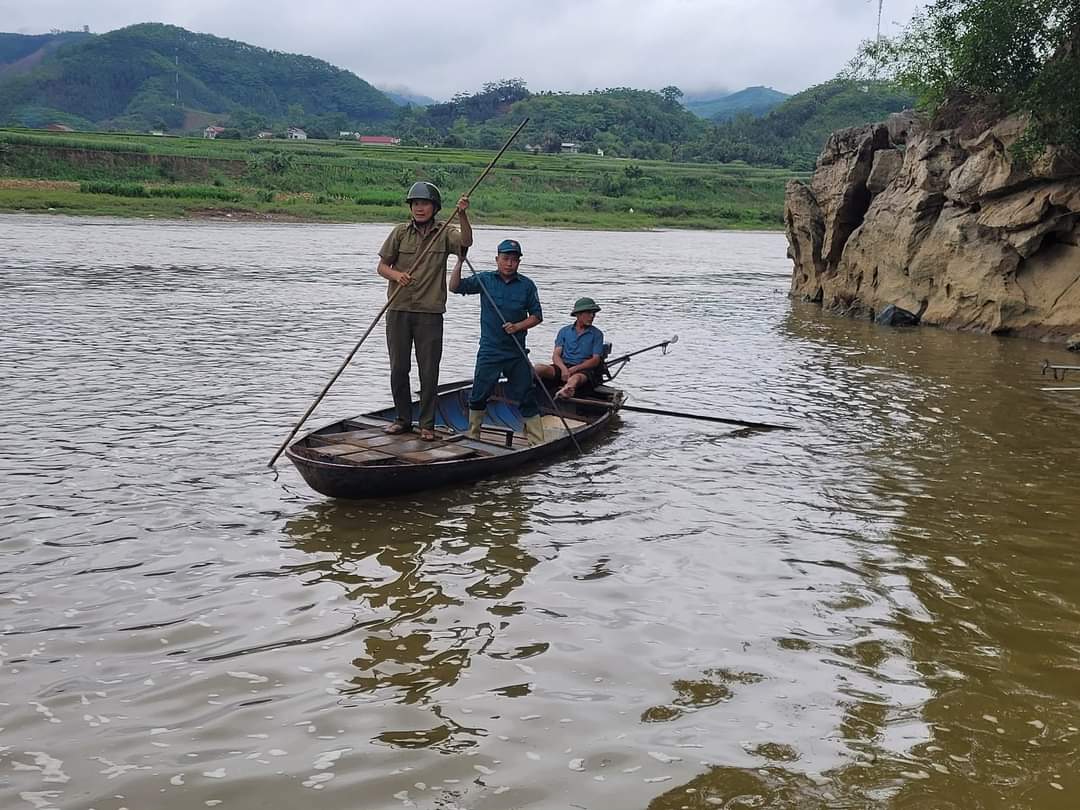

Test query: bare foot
[555,385,575,399]
[419,428,437,441]
[383,422,411,435]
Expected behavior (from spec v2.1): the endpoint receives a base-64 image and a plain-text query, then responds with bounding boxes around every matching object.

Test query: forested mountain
[0,24,916,171]
[684,86,789,120]
[395,80,707,159]
[684,79,915,169]
[0,23,397,132]
[0,31,93,78]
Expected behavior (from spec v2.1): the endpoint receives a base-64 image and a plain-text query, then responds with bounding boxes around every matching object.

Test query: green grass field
[0,129,804,229]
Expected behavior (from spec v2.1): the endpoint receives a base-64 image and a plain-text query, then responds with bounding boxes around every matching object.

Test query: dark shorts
[554,366,601,390]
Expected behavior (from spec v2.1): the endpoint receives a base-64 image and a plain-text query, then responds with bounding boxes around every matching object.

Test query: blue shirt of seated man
[555,323,604,367]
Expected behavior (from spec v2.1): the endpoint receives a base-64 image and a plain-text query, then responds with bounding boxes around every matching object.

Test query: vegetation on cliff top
[865,0,1080,156]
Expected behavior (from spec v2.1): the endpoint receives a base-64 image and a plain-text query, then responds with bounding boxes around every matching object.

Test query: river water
[2,214,1079,809]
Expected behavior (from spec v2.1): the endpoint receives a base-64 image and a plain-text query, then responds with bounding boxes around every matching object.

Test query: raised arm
[456,195,472,249]
[448,253,465,293]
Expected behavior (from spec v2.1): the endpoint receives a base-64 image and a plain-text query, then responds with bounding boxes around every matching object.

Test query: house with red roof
[358,135,400,146]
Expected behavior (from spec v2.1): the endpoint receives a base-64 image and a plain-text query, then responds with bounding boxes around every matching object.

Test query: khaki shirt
[379,220,463,313]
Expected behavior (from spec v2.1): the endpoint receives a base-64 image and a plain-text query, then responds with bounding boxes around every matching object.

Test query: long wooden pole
[559,398,796,432]
[268,118,530,467]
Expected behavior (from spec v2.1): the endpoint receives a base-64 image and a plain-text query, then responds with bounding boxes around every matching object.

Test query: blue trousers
[469,355,539,418]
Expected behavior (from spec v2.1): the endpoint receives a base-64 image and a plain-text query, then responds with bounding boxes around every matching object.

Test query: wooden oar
[268,119,530,467]
[559,397,796,432]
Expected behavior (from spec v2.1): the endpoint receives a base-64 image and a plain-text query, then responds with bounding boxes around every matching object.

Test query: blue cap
[497,238,523,256]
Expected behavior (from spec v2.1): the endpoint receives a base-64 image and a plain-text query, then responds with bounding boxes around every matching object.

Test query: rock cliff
[784,109,1080,342]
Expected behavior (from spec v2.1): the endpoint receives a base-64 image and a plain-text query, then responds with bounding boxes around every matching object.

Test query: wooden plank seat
[399,444,478,464]
[307,444,397,465]
[310,427,480,464]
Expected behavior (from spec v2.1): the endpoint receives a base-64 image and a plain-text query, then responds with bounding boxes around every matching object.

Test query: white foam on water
[13,752,70,783]
[227,671,268,684]
[313,748,350,770]
[648,752,681,764]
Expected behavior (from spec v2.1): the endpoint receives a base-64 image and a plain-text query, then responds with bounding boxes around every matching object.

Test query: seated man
[535,297,604,399]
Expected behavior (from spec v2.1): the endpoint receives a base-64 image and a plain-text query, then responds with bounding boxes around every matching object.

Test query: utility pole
[873,0,884,79]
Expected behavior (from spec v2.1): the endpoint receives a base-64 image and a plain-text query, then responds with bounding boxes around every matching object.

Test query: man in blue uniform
[534,297,604,399]
[449,239,546,445]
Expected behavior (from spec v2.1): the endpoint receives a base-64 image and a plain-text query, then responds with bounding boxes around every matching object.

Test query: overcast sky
[5,0,927,100]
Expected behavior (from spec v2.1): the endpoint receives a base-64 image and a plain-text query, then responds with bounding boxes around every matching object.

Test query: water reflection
[4,217,1080,809]
[777,303,1080,806]
[283,486,539,753]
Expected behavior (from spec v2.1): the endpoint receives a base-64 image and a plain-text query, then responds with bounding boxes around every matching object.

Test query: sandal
[419,428,437,442]
[383,422,411,435]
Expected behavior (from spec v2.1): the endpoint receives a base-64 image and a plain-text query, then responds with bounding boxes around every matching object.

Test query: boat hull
[285,380,620,499]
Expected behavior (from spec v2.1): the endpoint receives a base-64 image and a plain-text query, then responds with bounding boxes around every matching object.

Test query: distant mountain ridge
[684,86,790,120]
[0,23,397,132]
[689,79,915,169]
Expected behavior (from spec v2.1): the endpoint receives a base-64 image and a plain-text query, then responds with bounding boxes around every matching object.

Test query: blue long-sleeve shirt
[455,271,543,361]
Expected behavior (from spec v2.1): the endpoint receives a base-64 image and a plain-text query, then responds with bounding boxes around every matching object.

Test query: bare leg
[533,363,556,380]
[556,372,587,399]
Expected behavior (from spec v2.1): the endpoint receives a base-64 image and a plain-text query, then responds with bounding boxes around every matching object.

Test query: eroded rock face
[784,110,1080,341]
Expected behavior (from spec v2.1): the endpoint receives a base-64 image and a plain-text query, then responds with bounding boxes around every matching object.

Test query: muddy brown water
[2,214,1079,809]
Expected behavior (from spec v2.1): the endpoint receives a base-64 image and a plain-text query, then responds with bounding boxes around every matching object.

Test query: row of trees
[391,80,707,159]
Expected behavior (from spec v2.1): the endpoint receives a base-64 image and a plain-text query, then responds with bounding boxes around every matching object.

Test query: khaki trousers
[386,310,443,430]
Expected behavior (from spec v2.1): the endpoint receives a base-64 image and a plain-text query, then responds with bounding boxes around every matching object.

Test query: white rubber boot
[467,409,485,439]
[523,415,545,447]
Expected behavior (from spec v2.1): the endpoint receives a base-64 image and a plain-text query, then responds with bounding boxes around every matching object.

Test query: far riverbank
[0,129,799,230]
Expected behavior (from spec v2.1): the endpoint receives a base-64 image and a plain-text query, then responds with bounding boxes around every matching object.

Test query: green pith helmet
[406,181,442,212]
[571,297,601,316]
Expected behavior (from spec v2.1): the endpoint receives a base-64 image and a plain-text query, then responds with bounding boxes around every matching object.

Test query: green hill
[684,86,789,120]
[397,81,708,159]
[686,79,915,169]
[0,31,93,77]
[0,23,397,133]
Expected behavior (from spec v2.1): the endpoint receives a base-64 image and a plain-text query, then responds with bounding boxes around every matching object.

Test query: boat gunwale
[284,381,620,473]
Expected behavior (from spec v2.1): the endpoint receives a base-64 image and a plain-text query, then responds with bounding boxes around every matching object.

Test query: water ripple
[2,216,1079,808]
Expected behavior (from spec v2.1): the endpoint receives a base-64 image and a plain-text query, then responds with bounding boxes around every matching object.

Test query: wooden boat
[285,378,625,499]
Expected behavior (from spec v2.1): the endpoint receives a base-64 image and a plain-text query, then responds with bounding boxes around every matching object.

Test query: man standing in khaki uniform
[377,182,472,440]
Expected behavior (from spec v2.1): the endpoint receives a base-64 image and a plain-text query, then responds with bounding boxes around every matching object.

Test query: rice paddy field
[0,128,802,229]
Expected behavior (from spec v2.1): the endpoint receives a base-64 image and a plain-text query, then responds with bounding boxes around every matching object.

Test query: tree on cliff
[866,0,1080,156]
